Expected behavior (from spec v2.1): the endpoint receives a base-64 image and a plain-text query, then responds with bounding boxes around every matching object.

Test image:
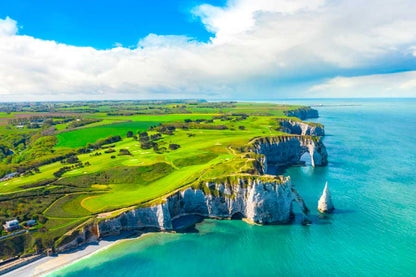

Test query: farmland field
[55,121,159,148]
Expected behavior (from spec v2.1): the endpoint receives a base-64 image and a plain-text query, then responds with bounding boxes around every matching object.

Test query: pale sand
[3,232,153,277]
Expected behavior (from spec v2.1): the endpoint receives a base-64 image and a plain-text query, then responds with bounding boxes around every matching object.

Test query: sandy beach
[2,232,146,277]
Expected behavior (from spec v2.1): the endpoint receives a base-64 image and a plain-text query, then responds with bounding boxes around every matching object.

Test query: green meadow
[55,121,159,148]
[0,101,309,258]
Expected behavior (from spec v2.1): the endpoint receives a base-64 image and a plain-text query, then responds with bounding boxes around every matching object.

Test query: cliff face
[249,136,328,169]
[97,177,309,237]
[278,119,325,136]
[56,223,99,252]
[284,107,319,120]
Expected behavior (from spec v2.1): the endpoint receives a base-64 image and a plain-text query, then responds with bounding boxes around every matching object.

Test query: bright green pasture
[44,194,95,218]
[55,121,158,148]
[0,112,15,118]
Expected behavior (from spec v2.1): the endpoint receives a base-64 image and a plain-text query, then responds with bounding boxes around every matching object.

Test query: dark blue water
[49,99,416,276]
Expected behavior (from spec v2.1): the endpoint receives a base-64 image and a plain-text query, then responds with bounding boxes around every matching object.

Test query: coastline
[2,232,155,277]
[0,105,324,276]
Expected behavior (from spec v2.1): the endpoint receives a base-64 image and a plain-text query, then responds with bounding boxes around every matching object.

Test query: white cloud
[0,17,17,36]
[309,71,416,97]
[1,0,416,101]
[192,0,324,43]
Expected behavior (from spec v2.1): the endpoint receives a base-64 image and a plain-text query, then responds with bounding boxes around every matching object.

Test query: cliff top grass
[0,101,320,258]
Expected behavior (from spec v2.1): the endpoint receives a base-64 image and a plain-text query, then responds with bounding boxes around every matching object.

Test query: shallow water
[49,99,416,277]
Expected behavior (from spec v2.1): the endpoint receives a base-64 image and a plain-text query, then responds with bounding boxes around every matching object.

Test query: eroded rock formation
[278,119,325,136]
[318,182,334,213]
[249,136,328,170]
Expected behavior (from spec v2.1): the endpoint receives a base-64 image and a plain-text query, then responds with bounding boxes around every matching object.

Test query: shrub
[140,141,152,150]
[169,144,180,150]
[65,155,80,164]
[150,133,162,141]
[126,131,133,138]
[118,149,132,156]
[93,135,122,149]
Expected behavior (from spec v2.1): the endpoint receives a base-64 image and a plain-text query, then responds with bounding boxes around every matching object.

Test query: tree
[127,131,133,138]
[169,144,180,150]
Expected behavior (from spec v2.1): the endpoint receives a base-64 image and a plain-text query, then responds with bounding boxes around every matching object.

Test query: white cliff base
[318,182,334,213]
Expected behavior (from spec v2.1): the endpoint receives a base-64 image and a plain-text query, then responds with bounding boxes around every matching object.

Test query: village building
[3,219,20,232]
[26,220,37,227]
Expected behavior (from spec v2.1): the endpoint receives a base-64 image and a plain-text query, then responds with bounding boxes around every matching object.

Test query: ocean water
[49,99,416,277]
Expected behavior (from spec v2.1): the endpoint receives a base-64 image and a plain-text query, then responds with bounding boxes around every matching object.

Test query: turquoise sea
[49,99,416,277]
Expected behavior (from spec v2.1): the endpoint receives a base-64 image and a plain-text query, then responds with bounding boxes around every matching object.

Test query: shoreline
[2,231,155,277]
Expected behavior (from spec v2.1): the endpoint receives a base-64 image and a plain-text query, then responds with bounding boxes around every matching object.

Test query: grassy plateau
[0,100,314,258]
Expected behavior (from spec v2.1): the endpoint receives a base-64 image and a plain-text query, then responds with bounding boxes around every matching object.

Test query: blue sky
[0,0,416,101]
[0,0,225,48]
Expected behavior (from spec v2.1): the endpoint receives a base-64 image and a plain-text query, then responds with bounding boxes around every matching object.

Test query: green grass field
[0,101,316,258]
[0,112,15,118]
[55,121,159,148]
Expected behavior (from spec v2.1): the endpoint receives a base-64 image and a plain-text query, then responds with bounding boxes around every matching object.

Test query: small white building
[3,219,20,232]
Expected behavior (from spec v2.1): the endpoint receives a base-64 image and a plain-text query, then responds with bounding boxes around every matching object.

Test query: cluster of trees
[194,102,236,109]
[53,161,90,178]
[60,155,80,164]
[150,133,162,140]
[138,132,157,150]
[118,149,132,156]
[21,167,40,176]
[0,134,81,179]
[135,131,175,153]
[169,144,180,150]
[77,135,122,153]
[152,125,176,135]
[213,113,249,121]
[184,118,212,123]
[8,115,83,129]
[0,133,31,161]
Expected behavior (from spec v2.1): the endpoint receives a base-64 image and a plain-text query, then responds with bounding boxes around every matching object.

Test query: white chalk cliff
[249,136,328,169]
[56,176,311,251]
[278,119,325,136]
[318,182,334,213]
[97,176,310,236]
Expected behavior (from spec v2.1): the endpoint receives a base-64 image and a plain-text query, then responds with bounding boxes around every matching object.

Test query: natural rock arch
[249,136,328,170]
